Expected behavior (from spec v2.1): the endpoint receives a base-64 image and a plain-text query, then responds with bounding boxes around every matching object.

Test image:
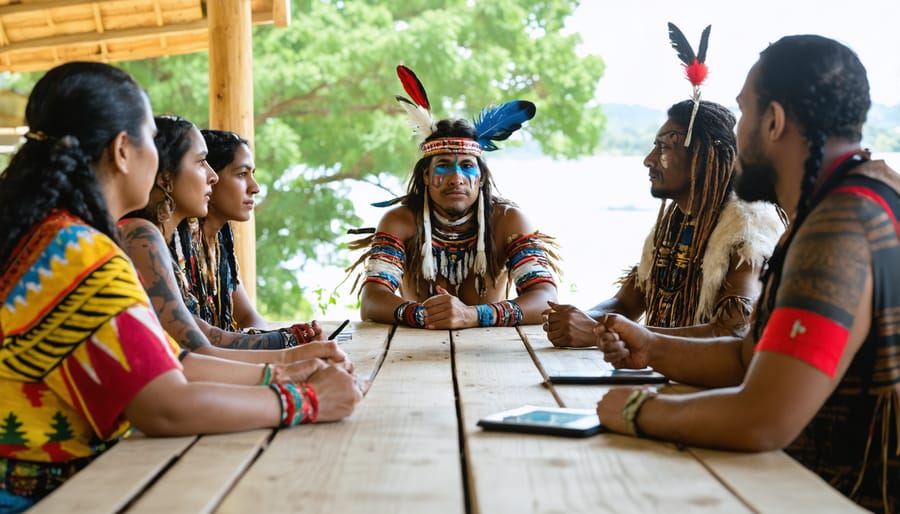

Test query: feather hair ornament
[395,65,436,143]
[473,100,536,151]
[667,22,711,147]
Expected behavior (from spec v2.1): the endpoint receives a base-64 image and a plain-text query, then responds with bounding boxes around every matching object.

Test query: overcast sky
[567,0,900,108]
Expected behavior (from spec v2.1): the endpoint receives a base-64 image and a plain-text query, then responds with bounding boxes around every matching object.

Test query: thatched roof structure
[0,0,287,73]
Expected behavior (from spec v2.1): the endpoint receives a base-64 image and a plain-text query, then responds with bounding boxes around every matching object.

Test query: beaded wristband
[301,383,319,423]
[474,300,524,327]
[394,301,426,328]
[623,388,658,437]
[269,383,317,427]
[288,323,314,345]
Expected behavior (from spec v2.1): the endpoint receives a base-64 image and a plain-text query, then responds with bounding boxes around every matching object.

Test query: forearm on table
[645,334,746,388]
[511,283,558,324]
[127,377,281,436]
[181,352,266,385]
[635,387,790,452]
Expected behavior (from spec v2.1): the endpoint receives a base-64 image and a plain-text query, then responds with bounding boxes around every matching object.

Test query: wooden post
[207,0,256,303]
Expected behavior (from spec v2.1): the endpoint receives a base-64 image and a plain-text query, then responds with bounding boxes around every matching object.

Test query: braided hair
[644,99,738,327]
[0,62,150,269]
[402,118,513,296]
[750,35,870,339]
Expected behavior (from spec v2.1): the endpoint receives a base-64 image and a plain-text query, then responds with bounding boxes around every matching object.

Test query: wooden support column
[208,0,256,303]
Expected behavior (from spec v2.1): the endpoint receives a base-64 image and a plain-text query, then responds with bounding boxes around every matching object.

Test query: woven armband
[475,300,523,327]
[622,388,658,437]
[394,301,426,328]
[363,232,406,292]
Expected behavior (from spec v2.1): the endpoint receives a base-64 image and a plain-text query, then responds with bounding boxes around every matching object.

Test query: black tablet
[548,367,668,385]
[477,405,604,437]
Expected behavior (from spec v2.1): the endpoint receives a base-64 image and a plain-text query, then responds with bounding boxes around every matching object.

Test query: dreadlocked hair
[750,35,870,340]
[402,118,513,296]
[644,99,738,327]
[0,62,149,270]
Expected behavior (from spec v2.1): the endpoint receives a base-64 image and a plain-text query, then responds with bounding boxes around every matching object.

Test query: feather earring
[421,192,436,283]
[667,23,711,147]
[396,65,436,143]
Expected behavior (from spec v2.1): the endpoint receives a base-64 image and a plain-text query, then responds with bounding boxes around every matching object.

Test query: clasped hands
[542,301,653,370]
[417,285,478,329]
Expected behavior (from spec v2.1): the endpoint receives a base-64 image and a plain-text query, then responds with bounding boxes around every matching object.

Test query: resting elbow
[729,416,801,452]
[129,409,192,437]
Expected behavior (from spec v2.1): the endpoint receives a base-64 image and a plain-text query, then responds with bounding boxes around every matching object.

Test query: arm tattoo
[122,223,211,352]
[777,195,876,327]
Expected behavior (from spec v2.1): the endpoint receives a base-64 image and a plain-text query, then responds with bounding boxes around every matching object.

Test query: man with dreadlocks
[594,35,899,512]
[544,99,785,347]
[352,65,558,329]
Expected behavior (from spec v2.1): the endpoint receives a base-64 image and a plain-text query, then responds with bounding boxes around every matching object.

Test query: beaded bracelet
[260,363,273,385]
[622,388,658,437]
[394,301,426,328]
[474,300,524,327]
[288,323,315,345]
[269,383,318,427]
[301,383,319,423]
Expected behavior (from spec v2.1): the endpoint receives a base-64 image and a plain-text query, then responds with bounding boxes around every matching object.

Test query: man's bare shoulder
[779,191,881,323]
[490,203,537,241]
[376,205,417,243]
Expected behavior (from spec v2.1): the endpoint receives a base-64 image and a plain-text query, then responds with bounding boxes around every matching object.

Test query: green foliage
[6,1,606,319]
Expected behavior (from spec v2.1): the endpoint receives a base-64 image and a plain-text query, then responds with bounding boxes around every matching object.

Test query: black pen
[327,319,351,341]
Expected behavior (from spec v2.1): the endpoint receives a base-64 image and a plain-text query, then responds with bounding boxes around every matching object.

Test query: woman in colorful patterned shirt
[0,62,362,512]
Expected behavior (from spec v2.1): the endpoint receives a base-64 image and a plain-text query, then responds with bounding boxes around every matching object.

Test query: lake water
[306,152,900,320]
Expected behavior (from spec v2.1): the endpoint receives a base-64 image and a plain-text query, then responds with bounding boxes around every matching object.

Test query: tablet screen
[477,405,603,437]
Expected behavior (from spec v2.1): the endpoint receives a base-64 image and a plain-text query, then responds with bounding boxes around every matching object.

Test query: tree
[12,1,606,319]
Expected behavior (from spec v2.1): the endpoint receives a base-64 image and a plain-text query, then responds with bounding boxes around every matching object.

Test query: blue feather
[473,100,536,152]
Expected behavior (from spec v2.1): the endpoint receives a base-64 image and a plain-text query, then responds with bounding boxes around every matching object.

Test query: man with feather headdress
[349,66,559,329]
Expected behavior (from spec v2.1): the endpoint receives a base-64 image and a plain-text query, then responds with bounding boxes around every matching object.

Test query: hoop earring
[155,183,175,225]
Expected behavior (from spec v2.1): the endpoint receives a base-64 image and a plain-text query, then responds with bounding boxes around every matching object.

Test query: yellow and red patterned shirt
[0,210,181,466]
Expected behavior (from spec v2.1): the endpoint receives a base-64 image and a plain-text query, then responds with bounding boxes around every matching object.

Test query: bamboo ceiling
[0,0,289,74]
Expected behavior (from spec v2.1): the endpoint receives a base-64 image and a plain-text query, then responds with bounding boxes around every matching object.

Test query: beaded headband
[421,138,483,158]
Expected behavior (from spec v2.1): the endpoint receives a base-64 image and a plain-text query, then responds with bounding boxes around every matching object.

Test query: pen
[327,319,351,341]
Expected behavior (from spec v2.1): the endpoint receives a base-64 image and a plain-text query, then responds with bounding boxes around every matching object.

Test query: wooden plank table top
[34,321,864,513]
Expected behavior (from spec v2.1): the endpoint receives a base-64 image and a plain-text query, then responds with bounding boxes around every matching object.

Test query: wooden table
[31,322,864,513]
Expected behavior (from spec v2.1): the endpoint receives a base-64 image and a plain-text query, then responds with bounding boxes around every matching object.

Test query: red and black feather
[667,22,711,87]
[396,65,430,110]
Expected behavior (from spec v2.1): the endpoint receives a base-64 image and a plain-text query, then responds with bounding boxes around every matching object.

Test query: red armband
[755,307,849,377]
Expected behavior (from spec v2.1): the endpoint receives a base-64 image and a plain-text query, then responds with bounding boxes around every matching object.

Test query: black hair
[126,115,197,226]
[197,128,249,292]
[751,35,870,338]
[201,129,249,173]
[0,61,149,268]
[403,118,512,296]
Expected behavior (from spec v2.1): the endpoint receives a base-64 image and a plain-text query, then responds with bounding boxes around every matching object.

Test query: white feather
[398,100,435,142]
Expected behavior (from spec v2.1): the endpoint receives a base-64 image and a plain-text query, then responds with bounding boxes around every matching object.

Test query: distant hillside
[450,102,898,161]
[599,102,900,155]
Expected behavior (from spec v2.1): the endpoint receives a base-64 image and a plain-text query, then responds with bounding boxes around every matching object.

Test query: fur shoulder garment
[636,193,785,324]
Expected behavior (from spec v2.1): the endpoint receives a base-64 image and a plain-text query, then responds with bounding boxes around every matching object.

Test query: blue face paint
[431,156,480,188]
